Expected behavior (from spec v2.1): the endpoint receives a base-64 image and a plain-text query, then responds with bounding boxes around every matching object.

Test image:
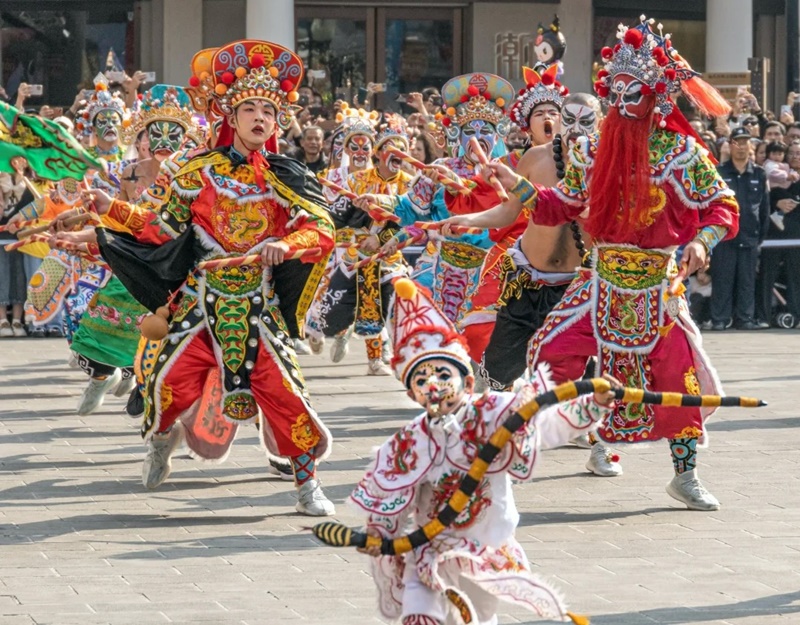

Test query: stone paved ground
[1,331,799,625]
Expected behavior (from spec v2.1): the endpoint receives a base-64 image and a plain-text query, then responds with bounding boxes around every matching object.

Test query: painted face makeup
[147,120,186,157]
[460,120,497,161]
[93,110,122,142]
[560,101,598,146]
[346,134,373,169]
[408,359,467,419]
[609,73,651,119]
[377,138,407,175]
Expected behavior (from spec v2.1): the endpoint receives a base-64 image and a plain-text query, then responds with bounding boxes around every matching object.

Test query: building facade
[1,0,796,113]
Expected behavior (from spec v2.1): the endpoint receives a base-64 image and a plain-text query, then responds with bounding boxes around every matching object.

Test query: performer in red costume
[442,16,739,511]
[84,40,337,516]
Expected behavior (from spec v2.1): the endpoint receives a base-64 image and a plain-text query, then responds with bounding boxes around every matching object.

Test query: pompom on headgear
[594,15,731,127]
[187,40,305,134]
[389,278,472,388]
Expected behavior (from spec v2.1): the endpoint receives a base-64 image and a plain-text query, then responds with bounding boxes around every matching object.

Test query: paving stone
[0,333,798,624]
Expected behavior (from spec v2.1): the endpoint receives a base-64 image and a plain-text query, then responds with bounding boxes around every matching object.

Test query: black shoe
[125,387,144,417]
[710,322,727,331]
[30,327,46,338]
[47,327,64,338]
[736,321,769,331]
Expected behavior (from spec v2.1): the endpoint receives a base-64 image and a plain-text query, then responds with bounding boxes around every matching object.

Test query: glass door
[376,7,462,111]
[295,7,373,107]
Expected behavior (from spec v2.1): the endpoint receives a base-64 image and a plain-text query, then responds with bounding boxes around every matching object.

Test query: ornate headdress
[594,15,730,127]
[390,278,471,388]
[186,40,304,139]
[374,113,408,149]
[439,73,514,140]
[335,104,379,144]
[508,65,568,131]
[123,85,205,146]
[74,76,127,138]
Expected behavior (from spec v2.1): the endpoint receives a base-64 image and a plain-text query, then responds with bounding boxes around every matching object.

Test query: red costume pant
[532,313,706,443]
[154,329,321,458]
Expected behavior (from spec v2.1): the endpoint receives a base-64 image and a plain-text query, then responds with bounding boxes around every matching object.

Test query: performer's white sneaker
[309,336,325,355]
[142,423,184,490]
[666,469,720,511]
[330,335,349,363]
[585,443,623,477]
[292,339,312,355]
[367,359,392,376]
[77,369,122,416]
[112,375,137,398]
[295,479,336,516]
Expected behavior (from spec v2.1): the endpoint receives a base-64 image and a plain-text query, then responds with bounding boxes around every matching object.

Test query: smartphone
[356,87,368,104]
[105,70,126,82]
[307,69,326,80]
[781,104,792,117]
[367,82,387,93]
[395,93,409,104]
[28,84,44,96]
[142,71,156,84]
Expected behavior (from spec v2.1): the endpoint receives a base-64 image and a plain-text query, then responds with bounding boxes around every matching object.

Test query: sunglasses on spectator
[744,120,759,126]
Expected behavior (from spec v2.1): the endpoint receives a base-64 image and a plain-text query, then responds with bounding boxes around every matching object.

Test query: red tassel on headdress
[680,76,732,118]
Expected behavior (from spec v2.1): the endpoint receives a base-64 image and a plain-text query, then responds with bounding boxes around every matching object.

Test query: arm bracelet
[509,175,538,210]
[694,224,727,254]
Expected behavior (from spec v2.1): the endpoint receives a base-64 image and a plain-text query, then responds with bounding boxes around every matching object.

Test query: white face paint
[407,359,469,419]
[560,102,598,146]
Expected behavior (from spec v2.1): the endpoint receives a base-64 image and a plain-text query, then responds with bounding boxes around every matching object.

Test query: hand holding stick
[467,137,508,202]
[17,212,95,239]
[385,147,472,195]
[345,232,424,271]
[197,247,323,270]
[318,177,400,223]
[414,220,485,236]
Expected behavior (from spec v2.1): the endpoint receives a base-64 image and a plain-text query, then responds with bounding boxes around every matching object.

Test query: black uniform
[757,179,800,325]
[712,160,769,327]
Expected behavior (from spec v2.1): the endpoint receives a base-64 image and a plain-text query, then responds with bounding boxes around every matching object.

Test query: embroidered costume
[519,17,739,510]
[98,40,337,515]
[389,73,513,326]
[312,116,413,373]
[352,277,610,624]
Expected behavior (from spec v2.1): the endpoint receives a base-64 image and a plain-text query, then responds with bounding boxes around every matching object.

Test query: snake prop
[313,377,765,555]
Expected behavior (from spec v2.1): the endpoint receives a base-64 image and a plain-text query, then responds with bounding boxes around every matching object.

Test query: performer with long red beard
[440,16,739,511]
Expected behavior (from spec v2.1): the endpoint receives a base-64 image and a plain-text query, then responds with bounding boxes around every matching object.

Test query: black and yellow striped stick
[312,378,765,556]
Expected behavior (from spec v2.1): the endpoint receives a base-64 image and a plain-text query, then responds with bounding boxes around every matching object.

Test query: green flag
[0,101,106,181]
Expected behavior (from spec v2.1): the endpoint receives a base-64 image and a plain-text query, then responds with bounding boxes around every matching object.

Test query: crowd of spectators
[2,74,800,338]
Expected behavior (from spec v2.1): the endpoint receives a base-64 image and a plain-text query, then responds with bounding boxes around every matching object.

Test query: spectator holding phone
[757,141,800,327]
[710,127,771,330]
